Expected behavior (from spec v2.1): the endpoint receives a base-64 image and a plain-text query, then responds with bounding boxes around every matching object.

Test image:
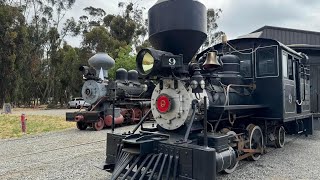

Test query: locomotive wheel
[246,124,264,161]
[131,108,142,123]
[76,122,88,130]
[274,126,285,148]
[93,118,105,131]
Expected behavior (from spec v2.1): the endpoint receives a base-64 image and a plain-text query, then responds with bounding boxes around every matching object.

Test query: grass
[0,114,75,139]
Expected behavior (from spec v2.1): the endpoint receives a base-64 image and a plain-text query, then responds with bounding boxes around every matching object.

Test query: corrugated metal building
[241,26,320,128]
[240,25,320,45]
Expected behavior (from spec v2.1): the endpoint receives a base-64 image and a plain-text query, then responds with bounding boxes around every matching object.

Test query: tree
[108,45,137,79]
[78,2,148,54]
[54,43,86,105]
[78,2,148,83]
[19,0,76,104]
[82,26,125,57]
[201,8,224,49]
[0,4,28,105]
[0,1,223,107]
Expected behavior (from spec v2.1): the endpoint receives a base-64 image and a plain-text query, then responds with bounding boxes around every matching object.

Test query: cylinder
[74,115,84,122]
[215,147,237,172]
[105,115,124,126]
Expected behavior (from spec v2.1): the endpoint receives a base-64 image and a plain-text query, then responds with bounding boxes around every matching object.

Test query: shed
[240,25,320,45]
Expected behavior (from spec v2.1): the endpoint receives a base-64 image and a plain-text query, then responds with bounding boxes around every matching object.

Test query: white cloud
[214,0,320,39]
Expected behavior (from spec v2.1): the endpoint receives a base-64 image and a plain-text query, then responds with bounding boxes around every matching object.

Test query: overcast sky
[65,0,320,46]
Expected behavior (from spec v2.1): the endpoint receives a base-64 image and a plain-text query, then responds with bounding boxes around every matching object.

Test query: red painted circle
[156,95,171,113]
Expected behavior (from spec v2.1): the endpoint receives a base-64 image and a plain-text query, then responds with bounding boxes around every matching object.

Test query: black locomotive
[66,53,154,131]
[101,0,313,179]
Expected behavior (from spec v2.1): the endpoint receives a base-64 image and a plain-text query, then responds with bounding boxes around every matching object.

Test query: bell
[202,51,221,70]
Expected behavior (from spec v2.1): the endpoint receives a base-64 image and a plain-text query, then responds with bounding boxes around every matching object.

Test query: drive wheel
[246,124,264,161]
[274,126,285,148]
[93,118,105,131]
[76,122,88,130]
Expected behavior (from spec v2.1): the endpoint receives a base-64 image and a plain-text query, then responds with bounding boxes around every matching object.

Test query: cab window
[256,46,278,77]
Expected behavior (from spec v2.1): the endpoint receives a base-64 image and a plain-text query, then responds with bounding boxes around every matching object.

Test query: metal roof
[252,26,320,36]
[241,26,320,45]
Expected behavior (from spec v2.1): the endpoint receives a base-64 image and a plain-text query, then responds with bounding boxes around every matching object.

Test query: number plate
[161,55,183,68]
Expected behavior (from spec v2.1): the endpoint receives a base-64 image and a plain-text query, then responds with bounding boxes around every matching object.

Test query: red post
[21,113,27,133]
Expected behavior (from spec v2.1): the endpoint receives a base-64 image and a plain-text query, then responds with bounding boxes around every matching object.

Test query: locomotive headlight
[199,80,205,89]
[190,80,198,89]
[136,48,183,78]
[141,52,154,75]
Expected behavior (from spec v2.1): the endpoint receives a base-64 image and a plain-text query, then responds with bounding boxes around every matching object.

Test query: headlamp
[136,48,183,78]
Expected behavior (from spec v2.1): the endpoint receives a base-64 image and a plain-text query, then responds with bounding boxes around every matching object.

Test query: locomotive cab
[212,38,313,136]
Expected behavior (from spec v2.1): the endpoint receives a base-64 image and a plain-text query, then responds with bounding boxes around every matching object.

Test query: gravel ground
[218,132,320,180]
[0,124,136,180]
[1,122,320,180]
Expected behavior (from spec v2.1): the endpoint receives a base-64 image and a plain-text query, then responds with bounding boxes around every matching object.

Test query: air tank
[148,0,207,63]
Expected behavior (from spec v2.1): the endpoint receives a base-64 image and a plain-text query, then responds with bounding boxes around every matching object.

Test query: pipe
[183,102,197,142]
[204,96,208,147]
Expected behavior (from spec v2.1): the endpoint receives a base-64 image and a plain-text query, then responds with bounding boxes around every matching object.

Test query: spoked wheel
[246,124,264,161]
[223,131,239,174]
[93,118,105,131]
[76,122,88,130]
[274,126,285,148]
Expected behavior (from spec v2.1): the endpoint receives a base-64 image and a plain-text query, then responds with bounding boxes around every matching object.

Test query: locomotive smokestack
[88,53,115,79]
[148,0,207,63]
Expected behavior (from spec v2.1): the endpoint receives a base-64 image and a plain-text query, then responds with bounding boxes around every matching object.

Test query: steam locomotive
[66,53,154,131]
[101,0,313,179]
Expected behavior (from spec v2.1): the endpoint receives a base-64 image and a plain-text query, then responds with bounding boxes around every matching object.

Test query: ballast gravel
[1,124,320,180]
